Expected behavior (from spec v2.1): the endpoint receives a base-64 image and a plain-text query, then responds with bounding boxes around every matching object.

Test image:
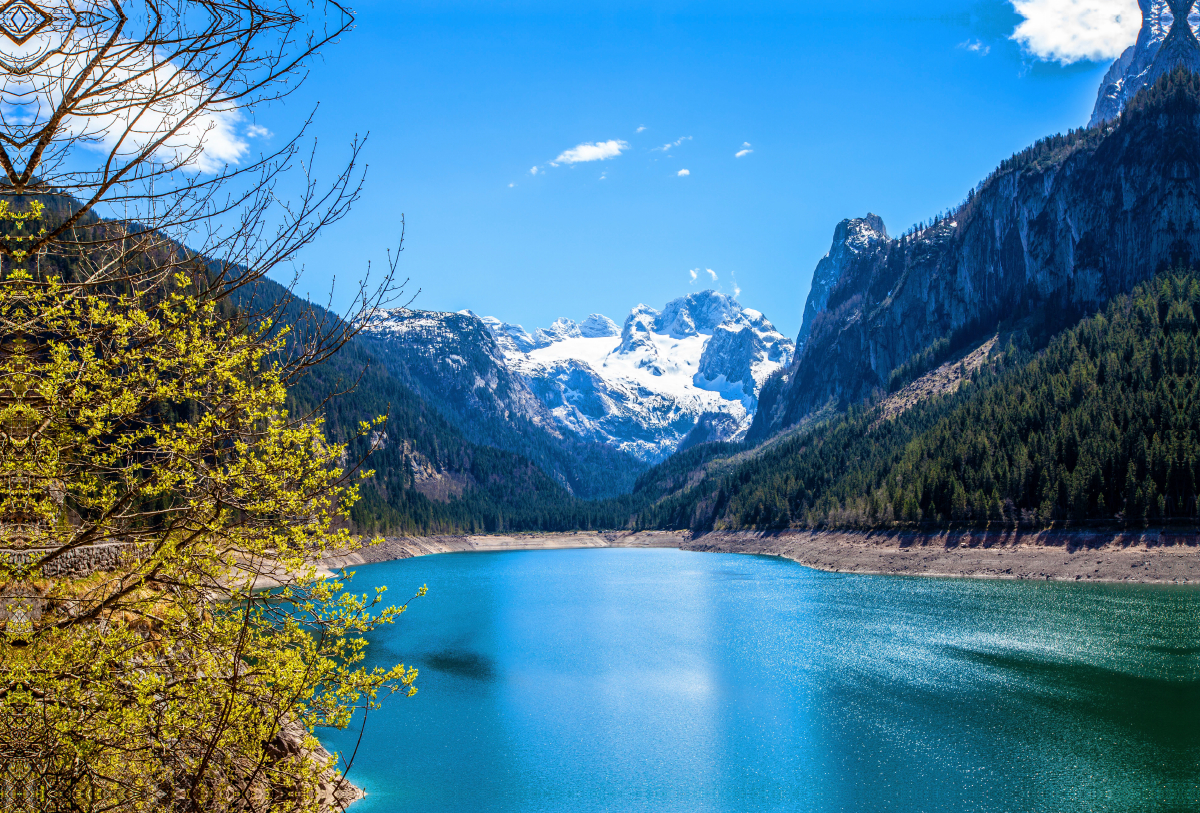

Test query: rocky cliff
[752,67,1200,441]
[795,214,888,352]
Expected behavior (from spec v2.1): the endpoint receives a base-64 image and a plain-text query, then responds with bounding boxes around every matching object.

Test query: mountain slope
[752,68,1200,442]
[357,308,645,498]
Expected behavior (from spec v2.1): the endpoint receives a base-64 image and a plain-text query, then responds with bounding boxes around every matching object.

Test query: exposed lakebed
[320,548,1200,812]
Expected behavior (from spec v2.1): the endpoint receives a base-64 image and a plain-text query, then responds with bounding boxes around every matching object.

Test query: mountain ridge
[481,290,795,461]
[752,67,1200,443]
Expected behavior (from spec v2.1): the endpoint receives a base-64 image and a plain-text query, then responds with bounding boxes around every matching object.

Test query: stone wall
[0,543,135,578]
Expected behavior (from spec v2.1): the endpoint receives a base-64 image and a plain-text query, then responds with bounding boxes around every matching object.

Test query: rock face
[796,214,888,351]
[488,291,795,461]
[1090,0,1200,126]
[364,309,551,429]
[752,70,1200,441]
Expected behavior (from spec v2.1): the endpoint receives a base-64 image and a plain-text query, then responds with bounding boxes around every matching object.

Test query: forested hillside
[288,330,635,534]
[633,270,1200,532]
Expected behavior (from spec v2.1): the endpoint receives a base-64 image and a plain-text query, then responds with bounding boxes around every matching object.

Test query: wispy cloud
[706,268,718,282]
[246,124,273,139]
[530,166,539,175]
[958,38,991,55]
[654,136,692,152]
[731,271,741,298]
[551,139,629,165]
[508,182,516,188]
[636,125,647,133]
[599,170,608,180]
[1010,0,1138,64]
[688,268,698,283]
[735,147,753,158]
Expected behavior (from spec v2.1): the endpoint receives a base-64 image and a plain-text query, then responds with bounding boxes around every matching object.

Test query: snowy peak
[481,291,795,461]
[618,304,660,354]
[1091,0,1200,126]
[580,313,620,338]
[653,290,742,338]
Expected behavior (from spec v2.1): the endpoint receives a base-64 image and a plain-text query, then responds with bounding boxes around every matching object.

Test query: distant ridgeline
[292,67,1200,536]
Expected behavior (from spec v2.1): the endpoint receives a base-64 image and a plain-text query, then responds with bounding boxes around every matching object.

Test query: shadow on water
[945,644,1200,756]
[421,649,498,682]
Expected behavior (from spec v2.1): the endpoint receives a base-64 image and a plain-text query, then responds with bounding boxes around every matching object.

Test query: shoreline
[323,528,1200,584]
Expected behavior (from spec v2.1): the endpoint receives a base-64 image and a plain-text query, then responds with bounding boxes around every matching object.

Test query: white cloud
[636,125,647,133]
[735,148,753,158]
[706,268,717,282]
[599,170,608,180]
[509,182,516,187]
[654,136,693,152]
[958,39,991,55]
[1010,0,1139,64]
[733,282,742,297]
[742,141,751,147]
[530,166,539,175]
[552,139,629,164]
[677,168,690,176]
[246,124,273,138]
[688,268,698,283]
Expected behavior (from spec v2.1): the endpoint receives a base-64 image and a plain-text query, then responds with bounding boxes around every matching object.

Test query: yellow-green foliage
[0,203,417,812]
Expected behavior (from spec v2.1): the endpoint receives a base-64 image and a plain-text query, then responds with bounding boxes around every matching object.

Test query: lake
[318,548,1200,813]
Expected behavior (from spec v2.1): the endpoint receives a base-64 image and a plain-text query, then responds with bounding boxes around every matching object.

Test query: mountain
[1091,0,1200,126]
[751,66,1200,443]
[482,291,795,461]
[632,269,1200,532]
[357,308,645,499]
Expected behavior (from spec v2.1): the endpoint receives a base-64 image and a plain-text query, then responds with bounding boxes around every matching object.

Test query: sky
[245,0,1143,339]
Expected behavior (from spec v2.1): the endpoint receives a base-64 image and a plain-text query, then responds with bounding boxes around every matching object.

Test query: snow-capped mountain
[1090,0,1200,126]
[483,291,794,461]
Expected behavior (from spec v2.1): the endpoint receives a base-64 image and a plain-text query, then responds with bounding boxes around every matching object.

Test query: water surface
[320,548,1200,812]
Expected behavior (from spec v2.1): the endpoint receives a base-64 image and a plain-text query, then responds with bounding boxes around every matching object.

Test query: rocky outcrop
[1091,0,1200,126]
[696,311,794,399]
[752,67,1200,441]
[796,214,888,352]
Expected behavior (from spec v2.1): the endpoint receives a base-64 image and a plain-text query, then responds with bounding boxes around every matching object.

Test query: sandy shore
[321,527,1200,584]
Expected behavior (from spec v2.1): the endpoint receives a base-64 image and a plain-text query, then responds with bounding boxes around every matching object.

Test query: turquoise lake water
[318,548,1200,813]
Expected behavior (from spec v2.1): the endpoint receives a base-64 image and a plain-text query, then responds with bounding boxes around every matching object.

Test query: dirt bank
[683,528,1200,584]
[322,528,1200,584]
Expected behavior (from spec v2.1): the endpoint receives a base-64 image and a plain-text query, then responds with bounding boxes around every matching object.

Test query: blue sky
[258,0,1134,338]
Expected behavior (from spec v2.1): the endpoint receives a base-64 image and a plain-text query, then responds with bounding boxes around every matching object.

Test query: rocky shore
[324,528,1200,584]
